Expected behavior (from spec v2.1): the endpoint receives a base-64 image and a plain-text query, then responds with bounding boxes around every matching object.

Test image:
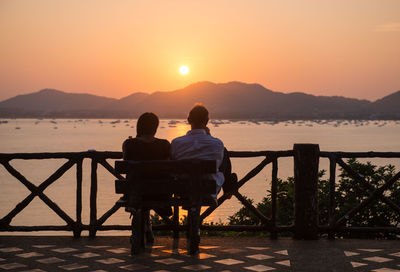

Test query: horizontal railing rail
[1,146,399,239]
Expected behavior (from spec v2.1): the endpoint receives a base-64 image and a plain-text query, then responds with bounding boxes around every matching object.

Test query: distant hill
[0,82,398,119]
[0,89,117,117]
[370,90,400,118]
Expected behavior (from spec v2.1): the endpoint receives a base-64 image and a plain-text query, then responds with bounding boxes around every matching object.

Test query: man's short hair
[188,104,209,126]
[136,112,159,136]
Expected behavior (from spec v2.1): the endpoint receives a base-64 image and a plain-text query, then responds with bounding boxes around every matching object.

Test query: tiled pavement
[0,236,400,271]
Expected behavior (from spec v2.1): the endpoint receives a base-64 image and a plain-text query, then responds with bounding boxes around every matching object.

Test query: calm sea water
[1,118,400,235]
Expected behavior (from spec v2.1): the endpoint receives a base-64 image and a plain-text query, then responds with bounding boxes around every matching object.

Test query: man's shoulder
[204,135,224,147]
[171,135,188,145]
[210,135,223,144]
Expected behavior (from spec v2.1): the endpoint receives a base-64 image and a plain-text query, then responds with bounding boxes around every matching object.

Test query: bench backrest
[115,159,217,175]
[115,160,217,196]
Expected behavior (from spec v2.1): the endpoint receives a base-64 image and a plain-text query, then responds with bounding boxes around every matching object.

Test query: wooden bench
[115,159,217,255]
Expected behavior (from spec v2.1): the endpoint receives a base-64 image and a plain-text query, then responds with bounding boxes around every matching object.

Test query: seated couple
[122,104,237,241]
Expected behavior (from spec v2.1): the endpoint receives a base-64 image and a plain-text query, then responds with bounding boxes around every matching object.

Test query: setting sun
[179,65,189,75]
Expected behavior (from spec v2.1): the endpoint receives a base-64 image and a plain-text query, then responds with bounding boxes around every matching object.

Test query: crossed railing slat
[326,155,400,237]
[0,159,77,231]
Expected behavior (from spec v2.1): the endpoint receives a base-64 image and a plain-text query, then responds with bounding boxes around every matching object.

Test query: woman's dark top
[122,137,170,161]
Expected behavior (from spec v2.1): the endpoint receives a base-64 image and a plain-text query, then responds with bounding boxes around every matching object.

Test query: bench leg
[144,210,154,244]
[173,204,179,239]
[130,208,145,255]
[187,206,201,255]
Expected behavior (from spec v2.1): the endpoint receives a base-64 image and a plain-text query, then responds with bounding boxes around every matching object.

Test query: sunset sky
[0,0,399,101]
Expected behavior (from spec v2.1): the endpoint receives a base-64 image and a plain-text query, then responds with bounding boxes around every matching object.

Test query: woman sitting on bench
[122,112,172,243]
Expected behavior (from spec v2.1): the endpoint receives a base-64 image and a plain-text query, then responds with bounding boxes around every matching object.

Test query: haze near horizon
[0,0,399,101]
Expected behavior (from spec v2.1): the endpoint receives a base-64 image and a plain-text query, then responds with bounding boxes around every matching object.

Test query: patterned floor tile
[214,258,244,265]
[32,245,55,248]
[120,264,149,270]
[85,246,111,249]
[155,258,185,265]
[363,256,393,263]
[96,258,125,264]
[246,247,269,250]
[182,264,212,270]
[73,252,100,258]
[0,247,23,252]
[36,257,65,264]
[0,262,27,269]
[246,254,274,260]
[162,249,187,255]
[344,251,359,257]
[52,248,78,253]
[59,263,89,270]
[274,250,288,255]
[16,252,44,258]
[244,264,276,271]
[371,269,400,272]
[358,248,383,252]
[199,246,220,249]
[106,248,130,254]
[196,253,216,259]
[221,249,245,254]
[275,260,291,267]
[351,261,368,268]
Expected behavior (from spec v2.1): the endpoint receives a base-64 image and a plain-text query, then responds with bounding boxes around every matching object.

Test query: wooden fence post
[74,158,83,238]
[293,144,319,239]
[89,158,98,237]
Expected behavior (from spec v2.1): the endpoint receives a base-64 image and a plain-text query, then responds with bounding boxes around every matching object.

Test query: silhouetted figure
[122,112,172,243]
[171,104,237,202]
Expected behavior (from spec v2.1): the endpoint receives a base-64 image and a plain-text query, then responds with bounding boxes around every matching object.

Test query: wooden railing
[320,151,400,238]
[0,151,120,237]
[1,145,400,239]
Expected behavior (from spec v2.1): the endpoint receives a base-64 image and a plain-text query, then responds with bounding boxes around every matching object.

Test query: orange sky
[0,0,399,101]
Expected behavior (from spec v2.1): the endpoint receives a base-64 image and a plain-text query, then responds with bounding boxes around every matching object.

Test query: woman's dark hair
[136,112,159,136]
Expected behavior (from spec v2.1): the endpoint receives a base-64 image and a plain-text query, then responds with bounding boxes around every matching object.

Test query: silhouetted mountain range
[0,82,399,119]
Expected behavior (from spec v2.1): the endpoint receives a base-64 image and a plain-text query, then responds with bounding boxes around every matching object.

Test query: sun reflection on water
[164,122,190,142]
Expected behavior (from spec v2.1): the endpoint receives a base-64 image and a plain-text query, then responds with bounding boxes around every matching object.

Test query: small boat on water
[168,120,179,125]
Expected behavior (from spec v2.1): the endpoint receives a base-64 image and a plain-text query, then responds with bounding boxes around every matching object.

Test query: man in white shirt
[171,104,225,199]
